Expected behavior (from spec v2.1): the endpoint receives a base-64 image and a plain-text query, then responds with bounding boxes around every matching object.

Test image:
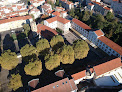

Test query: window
[66,81,67,83]
[106,46,108,48]
[57,85,59,87]
[109,49,111,51]
[113,51,115,53]
[103,44,105,46]
[62,82,64,85]
[108,52,110,54]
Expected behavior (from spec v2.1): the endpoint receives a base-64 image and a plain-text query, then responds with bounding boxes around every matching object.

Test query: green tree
[24,59,42,76]
[8,74,23,91]
[82,11,91,22]
[69,9,75,18]
[23,24,30,37]
[73,40,89,60]
[105,12,114,21]
[59,3,62,7]
[56,0,59,6]
[45,54,60,70]
[36,39,50,56]
[0,50,19,70]
[59,45,75,64]
[50,35,64,51]
[20,44,37,57]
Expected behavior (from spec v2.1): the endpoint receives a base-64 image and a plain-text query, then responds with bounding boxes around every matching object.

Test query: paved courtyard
[64,31,79,44]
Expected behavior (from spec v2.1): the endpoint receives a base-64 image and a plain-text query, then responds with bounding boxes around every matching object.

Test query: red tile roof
[37,24,58,39]
[98,36,122,55]
[46,16,70,24]
[72,18,91,30]
[94,58,122,76]
[72,58,122,80]
[66,1,73,5]
[88,3,94,6]
[94,30,104,36]
[92,1,100,5]
[71,70,86,80]
[32,78,77,92]
[104,7,110,10]
[28,79,39,88]
[52,11,60,16]
[61,11,67,13]
[0,15,32,24]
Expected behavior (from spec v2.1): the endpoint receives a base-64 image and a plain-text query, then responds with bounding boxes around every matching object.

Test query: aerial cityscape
[0,0,122,92]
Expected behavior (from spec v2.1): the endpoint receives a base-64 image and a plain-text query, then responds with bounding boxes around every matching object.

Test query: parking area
[64,31,79,44]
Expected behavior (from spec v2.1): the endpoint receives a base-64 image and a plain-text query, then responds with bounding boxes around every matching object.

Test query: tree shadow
[52,42,64,52]
[3,34,16,52]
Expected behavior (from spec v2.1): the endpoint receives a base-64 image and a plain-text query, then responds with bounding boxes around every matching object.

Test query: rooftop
[0,15,32,24]
[72,18,91,30]
[98,36,122,55]
[52,11,60,16]
[32,78,77,92]
[37,24,58,40]
[71,57,122,80]
[46,16,70,24]
[94,30,104,37]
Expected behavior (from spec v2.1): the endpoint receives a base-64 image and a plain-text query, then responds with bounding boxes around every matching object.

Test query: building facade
[0,15,33,32]
[71,18,122,57]
[44,16,71,34]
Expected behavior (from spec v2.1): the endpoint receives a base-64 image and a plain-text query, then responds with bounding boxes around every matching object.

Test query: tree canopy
[20,44,37,57]
[0,50,19,70]
[45,54,60,70]
[8,74,23,91]
[23,24,30,37]
[24,59,42,76]
[73,40,89,60]
[59,45,75,64]
[105,12,114,21]
[36,39,50,56]
[50,35,64,51]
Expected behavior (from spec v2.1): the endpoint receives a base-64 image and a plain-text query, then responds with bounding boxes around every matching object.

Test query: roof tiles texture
[32,78,77,92]
[94,30,104,36]
[72,18,91,30]
[71,58,122,80]
[98,36,122,55]
[52,11,60,16]
[46,16,70,24]
[0,15,32,24]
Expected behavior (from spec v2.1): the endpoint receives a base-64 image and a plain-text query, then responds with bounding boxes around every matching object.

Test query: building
[103,0,113,4]
[0,15,33,32]
[87,3,94,10]
[37,24,58,40]
[30,0,45,7]
[29,7,41,19]
[71,18,122,57]
[55,7,65,12]
[111,0,122,14]
[44,16,71,34]
[71,18,91,38]
[41,3,52,15]
[32,77,77,92]
[59,0,74,10]
[92,1,113,16]
[0,3,28,19]
[71,57,122,86]
[52,11,67,18]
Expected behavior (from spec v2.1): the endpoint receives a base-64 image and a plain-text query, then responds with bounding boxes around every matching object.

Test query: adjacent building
[41,3,52,15]
[37,24,58,40]
[111,0,122,14]
[29,7,41,19]
[32,78,77,92]
[59,0,74,10]
[72,57,122,86]
[71,18,122,57]
[0,15,33,32]
[44,16,71,34]
[30,0,45,7]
